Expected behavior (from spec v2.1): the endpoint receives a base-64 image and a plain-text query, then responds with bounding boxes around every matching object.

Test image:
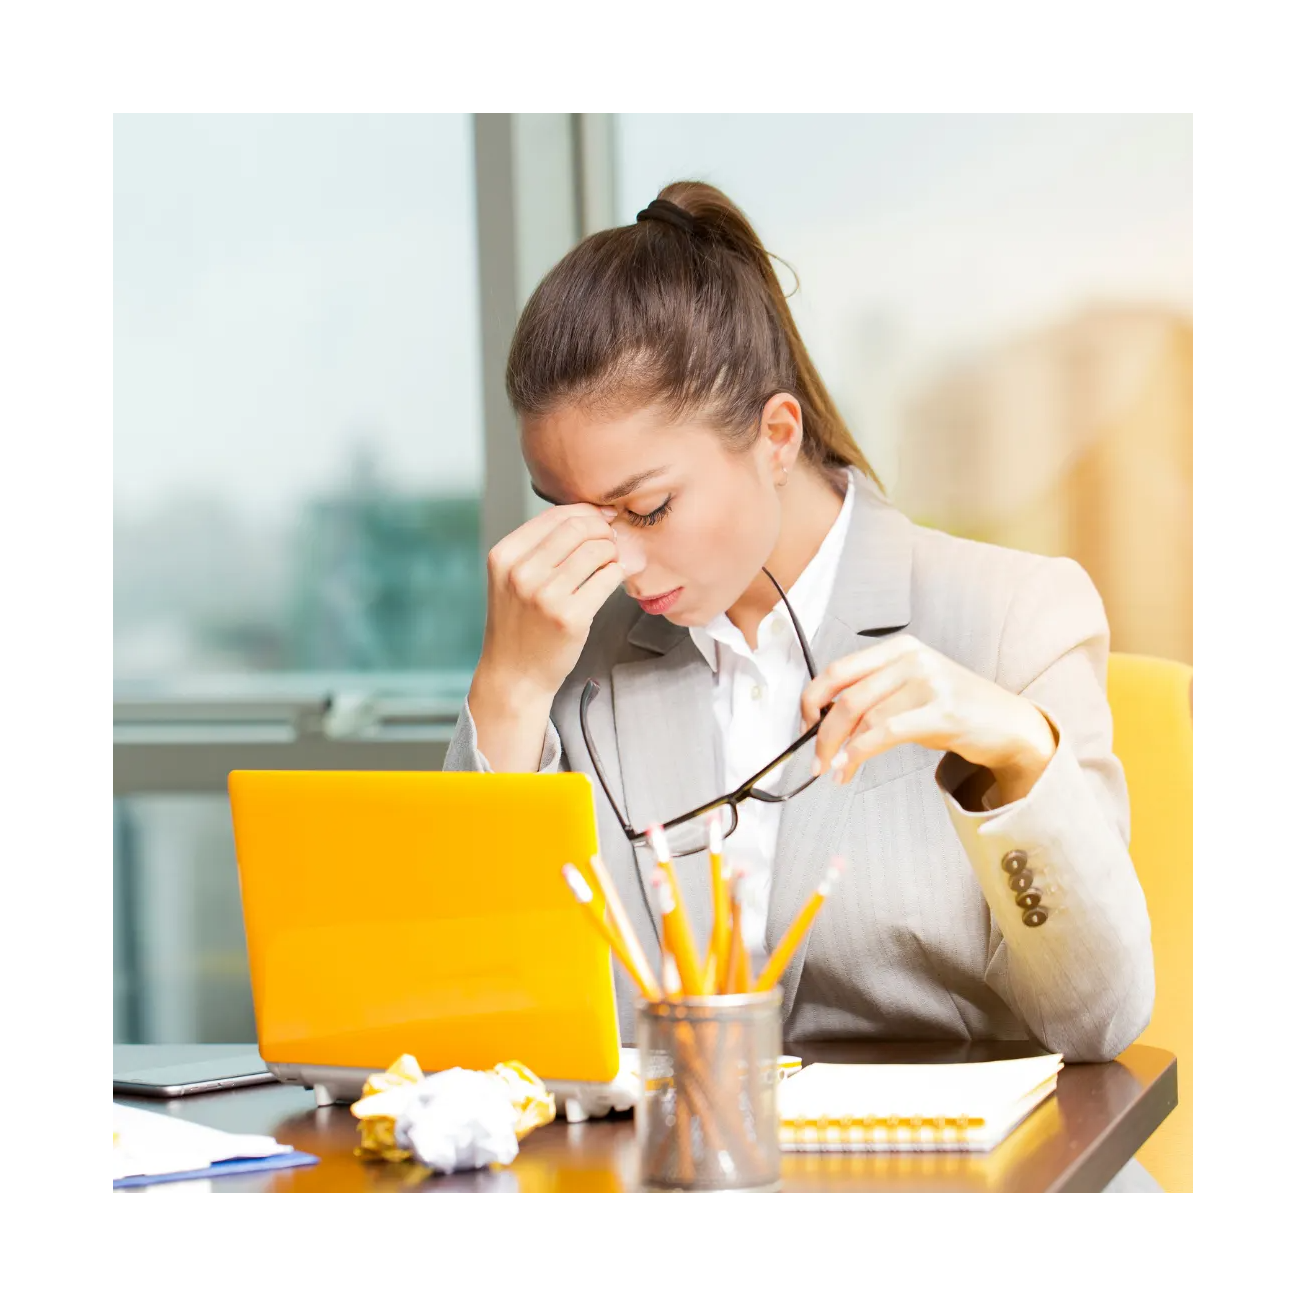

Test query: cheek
[658,492,775,593]
[661,503,740,573]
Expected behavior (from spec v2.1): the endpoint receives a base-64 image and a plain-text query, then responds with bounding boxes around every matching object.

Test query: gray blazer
[444,471,1155,1062]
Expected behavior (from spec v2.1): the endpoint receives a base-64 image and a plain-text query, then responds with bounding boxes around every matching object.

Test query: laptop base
[269,1048,642,1122]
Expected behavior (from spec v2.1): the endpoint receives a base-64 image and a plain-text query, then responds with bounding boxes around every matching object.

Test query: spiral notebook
[777,1053,1063,1153]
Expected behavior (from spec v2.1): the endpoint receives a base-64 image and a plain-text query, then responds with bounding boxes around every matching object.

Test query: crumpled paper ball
[351,1056,555,1175]
[397,1069,521,1173]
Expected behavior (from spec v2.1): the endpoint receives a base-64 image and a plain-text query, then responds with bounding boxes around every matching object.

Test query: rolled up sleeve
[442,697,564,774]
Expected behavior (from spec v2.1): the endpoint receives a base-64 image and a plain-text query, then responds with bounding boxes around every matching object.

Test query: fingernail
[832,767,845,786]
[810,757,822,778]
[831,750,848,771]
[599,507,618,520]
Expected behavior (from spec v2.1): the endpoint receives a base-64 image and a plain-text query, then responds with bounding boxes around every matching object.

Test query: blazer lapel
[610,618,720,956]
[765,475,916,1024]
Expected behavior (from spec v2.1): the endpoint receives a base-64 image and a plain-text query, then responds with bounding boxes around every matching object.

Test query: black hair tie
[636,198,700,236]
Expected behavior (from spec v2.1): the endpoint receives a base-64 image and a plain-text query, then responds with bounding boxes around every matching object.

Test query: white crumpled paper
[395,1069,520,1173]
[351,1058,554,1175]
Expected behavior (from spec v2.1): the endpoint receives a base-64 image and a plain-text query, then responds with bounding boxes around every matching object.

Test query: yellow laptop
[228,770,624,1107]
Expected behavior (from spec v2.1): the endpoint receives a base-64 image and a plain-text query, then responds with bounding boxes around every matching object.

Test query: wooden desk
[113,1040,1176,1193]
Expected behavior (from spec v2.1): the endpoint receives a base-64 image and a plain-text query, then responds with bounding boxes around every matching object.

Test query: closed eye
[626,496,673,528]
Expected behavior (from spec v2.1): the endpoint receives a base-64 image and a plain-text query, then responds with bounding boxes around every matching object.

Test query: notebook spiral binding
[779,1114,982,1151]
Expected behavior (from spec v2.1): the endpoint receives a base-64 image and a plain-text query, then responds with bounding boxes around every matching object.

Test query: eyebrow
[530,465,671,507]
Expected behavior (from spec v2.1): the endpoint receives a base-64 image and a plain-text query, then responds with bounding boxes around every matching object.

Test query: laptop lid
[228,770,621,1084]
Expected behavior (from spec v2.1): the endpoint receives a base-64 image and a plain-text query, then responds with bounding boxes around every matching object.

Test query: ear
[758,392,803,481]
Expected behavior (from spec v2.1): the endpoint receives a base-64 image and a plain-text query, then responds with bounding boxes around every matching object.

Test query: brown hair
[505,180,883,494]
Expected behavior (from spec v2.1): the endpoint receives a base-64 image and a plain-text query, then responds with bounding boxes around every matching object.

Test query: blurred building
[894,306,1192,663]
[287,451,485,672]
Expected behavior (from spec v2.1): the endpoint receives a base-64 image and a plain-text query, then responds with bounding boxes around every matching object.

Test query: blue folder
[113,1149,320,1189]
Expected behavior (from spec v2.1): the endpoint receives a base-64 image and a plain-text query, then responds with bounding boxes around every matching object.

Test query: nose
[612,522,647,576]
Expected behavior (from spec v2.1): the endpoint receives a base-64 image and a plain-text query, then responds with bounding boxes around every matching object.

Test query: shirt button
[1022,906,1049,928]
[751,684,764,701]
[1001,850,1028,875]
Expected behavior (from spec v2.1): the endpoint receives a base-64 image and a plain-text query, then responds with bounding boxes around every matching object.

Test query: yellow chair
[1106,652,1193,1192]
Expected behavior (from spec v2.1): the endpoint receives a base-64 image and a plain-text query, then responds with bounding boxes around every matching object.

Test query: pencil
[752,859,844,993]
[661,952,683,1000]
[561,863,662,1002]
[588,852,661,1002]
[722,869,751,994]
[647,824,706,996]
[706,814,730,993]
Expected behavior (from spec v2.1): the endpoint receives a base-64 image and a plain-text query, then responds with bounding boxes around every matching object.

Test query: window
[114,114,486,1041]
[114,113,484,690]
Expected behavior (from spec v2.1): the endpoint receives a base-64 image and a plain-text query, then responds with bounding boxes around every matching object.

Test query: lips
[634,586,683,616]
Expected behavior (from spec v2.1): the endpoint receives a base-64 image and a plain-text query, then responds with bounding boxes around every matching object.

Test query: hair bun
[635,198,699,237]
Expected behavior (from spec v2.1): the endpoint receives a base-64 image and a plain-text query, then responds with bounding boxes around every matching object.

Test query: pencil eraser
[648,867,675,916]
[647,824,672,865]
[820,859,845,893]
[561,863,593,903]
[708,813,723,856]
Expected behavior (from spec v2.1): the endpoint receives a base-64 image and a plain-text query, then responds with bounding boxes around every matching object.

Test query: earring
[778,464,790,488]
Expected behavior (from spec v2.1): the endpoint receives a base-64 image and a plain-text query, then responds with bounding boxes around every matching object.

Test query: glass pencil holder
[634,989,783,1192]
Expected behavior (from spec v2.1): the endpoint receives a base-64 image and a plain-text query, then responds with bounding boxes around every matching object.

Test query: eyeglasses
[579,566,831,859]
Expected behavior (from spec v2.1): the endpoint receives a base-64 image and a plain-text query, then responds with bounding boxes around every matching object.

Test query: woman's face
[521,401,790,626]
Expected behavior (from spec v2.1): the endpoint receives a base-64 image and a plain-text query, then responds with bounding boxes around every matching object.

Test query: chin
[667,600,715,627]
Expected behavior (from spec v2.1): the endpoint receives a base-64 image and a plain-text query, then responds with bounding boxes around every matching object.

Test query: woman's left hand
[800,634,1058,806]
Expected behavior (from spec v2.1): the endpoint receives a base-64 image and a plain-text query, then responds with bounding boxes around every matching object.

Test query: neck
[727,464,846,648]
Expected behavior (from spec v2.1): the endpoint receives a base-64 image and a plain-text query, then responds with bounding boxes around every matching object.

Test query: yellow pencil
[724,871,751,994]
[647,824,706,996]
[561,863,662,1002]
[662,953,683,1000]
[706,813,730,992]
[588,852,661,1002]
[752,859,844,993]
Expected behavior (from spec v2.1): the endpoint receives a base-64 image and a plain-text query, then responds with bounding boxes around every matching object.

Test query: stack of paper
[777,1053,1064,1153]
[113,1103,314,1187]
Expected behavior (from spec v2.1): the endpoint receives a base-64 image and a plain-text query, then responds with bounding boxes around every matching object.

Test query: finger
[830,684,935,783]
[537,537,621,602]
[489,502,615,575]
[809,657,919,776]
[800,634,918,728]
[570,560,628,621]
[510,514,619,598]
[835,700,942,785]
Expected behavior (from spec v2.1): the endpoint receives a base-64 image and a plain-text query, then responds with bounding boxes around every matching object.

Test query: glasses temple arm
[579,679,639,841]
[761,565,819,680]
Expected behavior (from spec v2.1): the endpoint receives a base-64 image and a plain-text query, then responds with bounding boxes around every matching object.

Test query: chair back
[1106,652,1193,1192]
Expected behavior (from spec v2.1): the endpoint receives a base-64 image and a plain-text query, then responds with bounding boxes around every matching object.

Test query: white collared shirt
[688,475,856,953]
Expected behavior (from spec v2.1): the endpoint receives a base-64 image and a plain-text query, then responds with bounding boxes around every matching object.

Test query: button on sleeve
[1001,849,1028,875]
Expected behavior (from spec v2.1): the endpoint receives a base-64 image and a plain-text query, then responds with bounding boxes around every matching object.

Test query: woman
[445,182,1154,1098]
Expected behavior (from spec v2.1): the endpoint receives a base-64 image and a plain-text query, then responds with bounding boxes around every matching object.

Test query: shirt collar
[689,472,856,670]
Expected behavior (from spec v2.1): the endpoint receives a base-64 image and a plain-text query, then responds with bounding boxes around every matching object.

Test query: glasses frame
[579,566,831,859]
